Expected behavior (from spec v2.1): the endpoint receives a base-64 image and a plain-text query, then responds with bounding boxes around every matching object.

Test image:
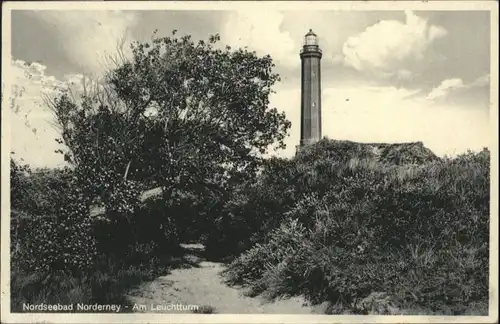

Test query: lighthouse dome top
[304,29,318,46]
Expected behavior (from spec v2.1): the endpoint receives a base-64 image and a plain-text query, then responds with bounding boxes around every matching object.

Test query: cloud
[394,69,414,81]
[270,83,489,159]
[220,10,360,69]
[426,74,490,101]
[342,10,447,76]
[8,60,88,168]
[32,10,138,76]
[470,74,490,88]
[222,10,297,67]
[426,78,465,100]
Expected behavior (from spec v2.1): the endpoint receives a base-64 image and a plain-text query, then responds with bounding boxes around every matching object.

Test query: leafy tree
[49,30,291,244]
[107,30,290,198]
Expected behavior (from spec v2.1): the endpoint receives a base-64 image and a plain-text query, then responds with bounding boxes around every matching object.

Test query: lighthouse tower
[299,29,322,147]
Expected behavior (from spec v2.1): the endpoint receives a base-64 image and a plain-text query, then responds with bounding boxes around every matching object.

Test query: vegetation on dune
[222,139,490,315]
[9,30,490,315]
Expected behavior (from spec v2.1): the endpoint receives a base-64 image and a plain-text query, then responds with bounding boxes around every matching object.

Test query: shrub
[224,140,489,315]
[13,187,97,276]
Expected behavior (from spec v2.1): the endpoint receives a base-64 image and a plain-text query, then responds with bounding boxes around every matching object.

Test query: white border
[1,1,498,323]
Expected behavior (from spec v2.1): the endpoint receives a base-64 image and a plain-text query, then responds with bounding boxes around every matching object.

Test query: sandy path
[126,244,324,314]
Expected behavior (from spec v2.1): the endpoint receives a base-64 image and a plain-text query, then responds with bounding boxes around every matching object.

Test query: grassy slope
[223,139,490,315]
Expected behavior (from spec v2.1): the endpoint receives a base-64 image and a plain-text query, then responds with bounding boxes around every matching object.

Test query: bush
[223,218,308,289]
[13,189,96,276]
[224,140,490,315]
[10,157,175,310]
[10,160,97,275]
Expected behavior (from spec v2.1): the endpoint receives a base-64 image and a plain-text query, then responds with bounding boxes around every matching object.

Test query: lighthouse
[299,29,322,148]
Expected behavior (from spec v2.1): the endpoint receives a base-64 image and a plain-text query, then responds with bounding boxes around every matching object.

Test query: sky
[7,8,493,168]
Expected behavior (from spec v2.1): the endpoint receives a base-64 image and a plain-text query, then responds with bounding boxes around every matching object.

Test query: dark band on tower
[300,29,322,147]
